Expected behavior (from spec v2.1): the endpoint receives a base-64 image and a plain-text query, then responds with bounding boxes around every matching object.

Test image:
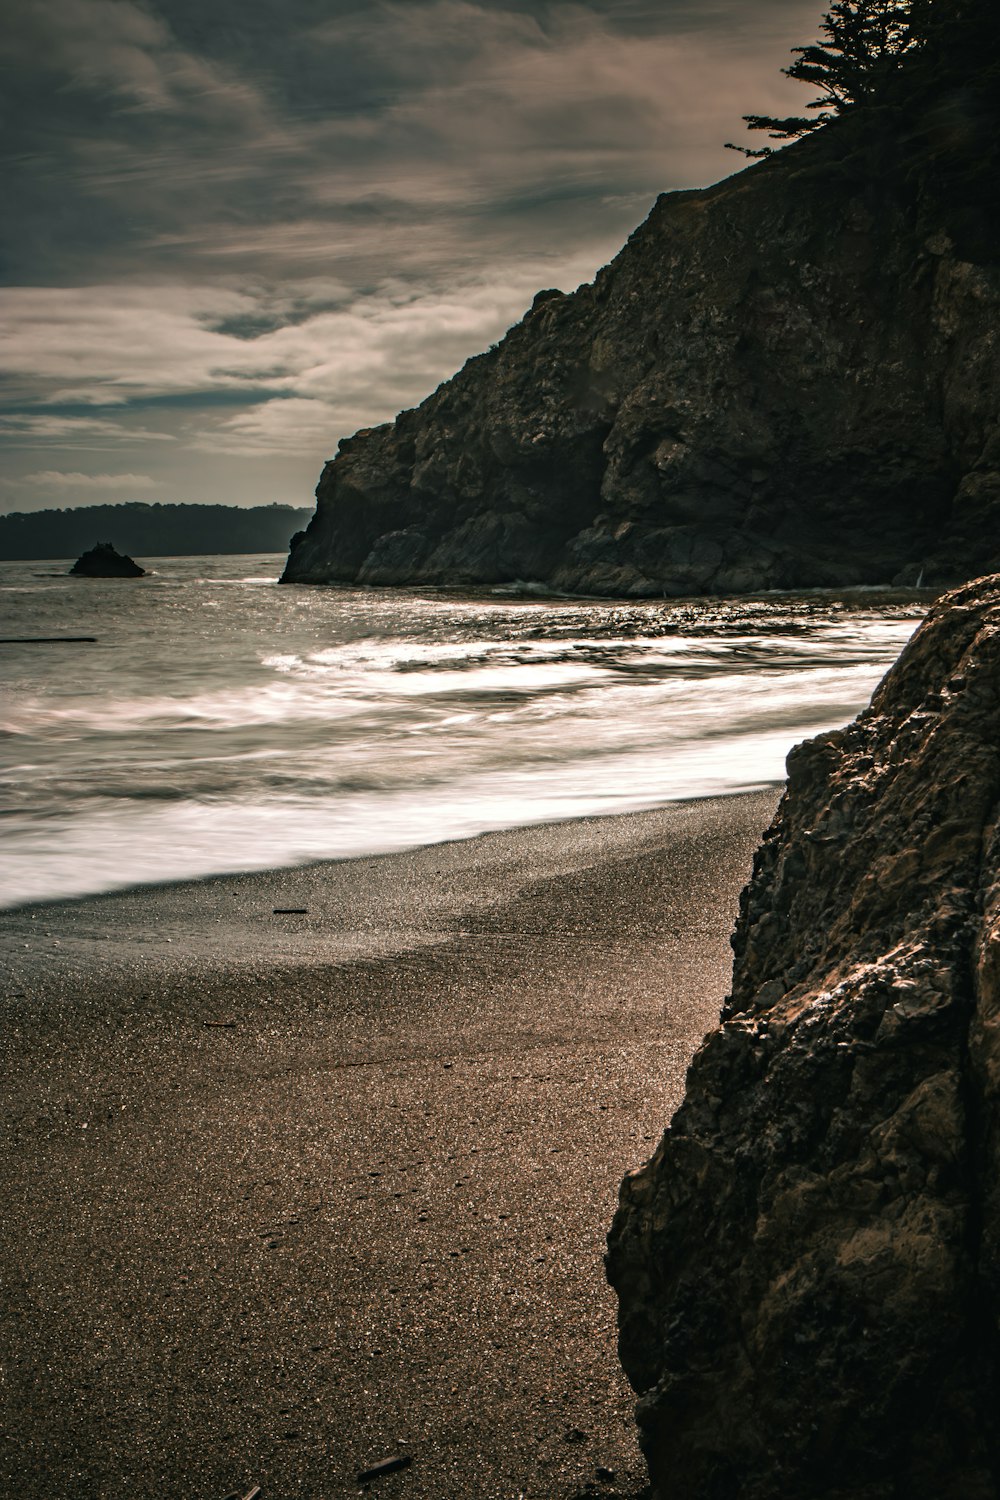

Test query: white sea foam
[0,553,923,909]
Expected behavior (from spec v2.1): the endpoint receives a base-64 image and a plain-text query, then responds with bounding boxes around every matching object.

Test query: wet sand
[0,790,777,1500]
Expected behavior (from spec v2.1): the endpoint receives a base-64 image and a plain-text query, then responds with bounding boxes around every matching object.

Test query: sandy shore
[0,791,776,1500]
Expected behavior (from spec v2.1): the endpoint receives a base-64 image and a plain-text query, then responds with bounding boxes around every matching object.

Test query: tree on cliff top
[727,0,917,156]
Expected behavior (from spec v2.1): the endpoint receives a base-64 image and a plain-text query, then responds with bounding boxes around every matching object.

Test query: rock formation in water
[69,542,146,578]
[606,574,1000,1498]
[282,47,999,596]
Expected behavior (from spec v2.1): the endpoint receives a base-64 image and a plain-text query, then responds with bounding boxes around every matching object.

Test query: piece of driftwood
[357,1454,413,1482]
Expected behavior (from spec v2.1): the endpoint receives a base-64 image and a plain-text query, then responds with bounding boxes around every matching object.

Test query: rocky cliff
[606,574,1000,1498]
[282,93,999,596]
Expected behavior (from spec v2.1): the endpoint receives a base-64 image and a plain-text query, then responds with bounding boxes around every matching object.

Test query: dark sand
[0,791,777,1500]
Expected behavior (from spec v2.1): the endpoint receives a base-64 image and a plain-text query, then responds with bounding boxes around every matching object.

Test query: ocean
[0,553,924,910]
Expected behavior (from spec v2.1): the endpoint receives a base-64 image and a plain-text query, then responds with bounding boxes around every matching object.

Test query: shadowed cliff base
[282,13,999,599]
[607,573,1000,1498]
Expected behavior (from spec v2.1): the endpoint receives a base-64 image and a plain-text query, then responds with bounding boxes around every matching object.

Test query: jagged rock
[69,542,146,578]
[606,574,1000,1498]
[282,97,999,595]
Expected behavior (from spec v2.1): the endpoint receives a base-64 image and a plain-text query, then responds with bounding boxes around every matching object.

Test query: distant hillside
[0,503,313,561]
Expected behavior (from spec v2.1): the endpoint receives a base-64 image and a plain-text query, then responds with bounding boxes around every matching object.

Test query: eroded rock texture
[282,100,1000,596]
[607,576,1000,1498]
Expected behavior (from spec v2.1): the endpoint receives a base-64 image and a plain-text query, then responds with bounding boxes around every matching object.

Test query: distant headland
[0,502,312,562]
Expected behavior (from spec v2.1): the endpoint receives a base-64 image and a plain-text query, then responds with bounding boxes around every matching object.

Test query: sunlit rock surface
[282,107,1000,596]
[607,575,1000,1498]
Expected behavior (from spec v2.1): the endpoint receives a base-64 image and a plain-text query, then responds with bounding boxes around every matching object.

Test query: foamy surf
[0,553,923,908]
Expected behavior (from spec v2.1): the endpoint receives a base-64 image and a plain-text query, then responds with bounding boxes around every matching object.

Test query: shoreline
[1,787,787,920]
[1,791,782,964]
[0,791,777,1499]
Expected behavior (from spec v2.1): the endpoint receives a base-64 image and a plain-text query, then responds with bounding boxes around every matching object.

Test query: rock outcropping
[282,101,999,596]
[607,575,1000,1498]
[69,543,146,578]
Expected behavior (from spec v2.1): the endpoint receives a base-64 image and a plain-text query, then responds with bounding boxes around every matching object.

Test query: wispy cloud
[4,470,162,491]
[0,258,594,456]
[0,414,176,446]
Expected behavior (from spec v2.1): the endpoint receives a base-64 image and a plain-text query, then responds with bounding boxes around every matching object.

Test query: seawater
[0,553,924,910]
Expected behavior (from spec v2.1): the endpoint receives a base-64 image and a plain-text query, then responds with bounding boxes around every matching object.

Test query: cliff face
[282,116,1000,595]
[606,575,1000,1498]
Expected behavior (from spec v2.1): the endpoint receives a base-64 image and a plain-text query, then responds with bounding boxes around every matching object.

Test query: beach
[0,790,776,1499]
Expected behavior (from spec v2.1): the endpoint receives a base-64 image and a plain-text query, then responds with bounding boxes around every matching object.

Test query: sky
[1,0,823,514]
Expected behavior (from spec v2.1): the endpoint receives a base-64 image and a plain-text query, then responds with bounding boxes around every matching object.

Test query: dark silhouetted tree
[905,0,998,93]
[726,0,917,156]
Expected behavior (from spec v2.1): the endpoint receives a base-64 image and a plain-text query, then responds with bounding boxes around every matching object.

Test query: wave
[0,723,790,909]
[0,558,925,908]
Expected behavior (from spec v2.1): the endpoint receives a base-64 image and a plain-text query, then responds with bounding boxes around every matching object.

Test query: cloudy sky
[1,0,821,513]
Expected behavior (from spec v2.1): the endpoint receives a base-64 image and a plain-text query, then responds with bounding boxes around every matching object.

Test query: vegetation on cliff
[728,0,919,157]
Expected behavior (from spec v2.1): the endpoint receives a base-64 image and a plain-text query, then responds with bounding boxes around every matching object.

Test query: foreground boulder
[607,575,1000,1498]
[69,542,146,578]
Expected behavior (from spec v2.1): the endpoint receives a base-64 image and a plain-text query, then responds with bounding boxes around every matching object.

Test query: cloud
[0,283,288,405]
[6,470,162,490]
[0,257,595,458]
[199,258,599,453]
[5,0,264,120]
[2,0,821,284]
[201,398,344,456]
[0,415,176,446]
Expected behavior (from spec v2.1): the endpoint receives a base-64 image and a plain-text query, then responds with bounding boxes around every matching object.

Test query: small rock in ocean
[69,542,146,578]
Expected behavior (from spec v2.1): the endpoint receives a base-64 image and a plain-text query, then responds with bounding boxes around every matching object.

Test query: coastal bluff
[282,104,999,597]
[607,574,1000,1498]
